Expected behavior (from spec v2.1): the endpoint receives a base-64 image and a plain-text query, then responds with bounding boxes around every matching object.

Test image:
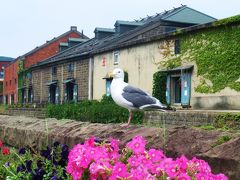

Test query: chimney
[70,26,77,31]
[94,27,115,40]
[114,20,143,34]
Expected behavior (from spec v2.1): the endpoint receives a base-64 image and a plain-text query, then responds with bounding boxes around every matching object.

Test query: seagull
[110,68,173,127]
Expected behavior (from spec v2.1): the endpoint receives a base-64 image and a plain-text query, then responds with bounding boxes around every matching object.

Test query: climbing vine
[152,71,167,104]
[157,15,240,93]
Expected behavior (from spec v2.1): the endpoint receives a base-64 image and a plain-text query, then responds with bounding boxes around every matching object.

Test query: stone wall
[1,108,231,128]
[144,111,217,126]
[31,58,89,104]
[3,108,46,119]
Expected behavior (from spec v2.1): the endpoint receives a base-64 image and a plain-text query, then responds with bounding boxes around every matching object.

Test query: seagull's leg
[120,110,132,128]
[126,110,132,127]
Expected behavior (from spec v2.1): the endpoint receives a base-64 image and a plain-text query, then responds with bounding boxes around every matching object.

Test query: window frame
[68,63,74,72]
[174,39,180,55]
[52,66,57,75]
[113,51,120,65]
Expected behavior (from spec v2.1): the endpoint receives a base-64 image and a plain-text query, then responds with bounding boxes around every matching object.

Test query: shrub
[152,71,167,104]
[213,113,240,130]
[46,96,144,124]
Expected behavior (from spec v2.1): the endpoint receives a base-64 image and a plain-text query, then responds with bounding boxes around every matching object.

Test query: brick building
[0,56,14,103]
[30,39,94,104]
[3,26,88,104]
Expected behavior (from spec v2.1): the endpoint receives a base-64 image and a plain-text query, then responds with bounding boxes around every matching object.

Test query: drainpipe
[88,57,93,100]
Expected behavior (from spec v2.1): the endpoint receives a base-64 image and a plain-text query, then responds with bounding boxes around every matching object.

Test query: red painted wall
[3,31,82,104]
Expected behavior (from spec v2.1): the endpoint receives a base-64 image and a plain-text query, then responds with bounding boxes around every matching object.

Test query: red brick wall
[3,31,82,104]
[3,60,18,104]
[24,32,81,68]
[0,62,11,73]
[0,61,11,80]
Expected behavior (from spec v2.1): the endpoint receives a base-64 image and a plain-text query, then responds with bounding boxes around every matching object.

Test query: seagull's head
[111,68,124,80]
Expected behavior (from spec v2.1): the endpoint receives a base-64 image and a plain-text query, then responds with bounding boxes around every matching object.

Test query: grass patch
[211,135,232,148]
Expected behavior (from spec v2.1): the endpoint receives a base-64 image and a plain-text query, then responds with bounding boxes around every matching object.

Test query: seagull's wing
[122,85,157,108]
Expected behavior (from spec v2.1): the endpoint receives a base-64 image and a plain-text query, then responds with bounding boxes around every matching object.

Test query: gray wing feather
[122,85,156,108]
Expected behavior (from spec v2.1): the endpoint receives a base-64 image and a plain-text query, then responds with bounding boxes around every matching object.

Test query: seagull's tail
[140,104,176,112]
[140,99,176,112]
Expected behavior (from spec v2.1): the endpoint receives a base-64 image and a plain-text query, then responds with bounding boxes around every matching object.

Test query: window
[52,66,57,75]
[0,71,4,79]
[10,80,12,85]
[174,39,180,54]
[15,79,17,84]
[68,63,74,72]
[113,51,120,65]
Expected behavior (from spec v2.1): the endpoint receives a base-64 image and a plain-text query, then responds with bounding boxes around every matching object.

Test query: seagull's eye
[118,71,120,73]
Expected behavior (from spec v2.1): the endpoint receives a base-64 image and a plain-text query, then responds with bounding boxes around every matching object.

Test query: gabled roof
[31,5,217,69]
[20,27,88,59]
[161,6,216,24]
[0,56,14,62]
[134,5,216,25]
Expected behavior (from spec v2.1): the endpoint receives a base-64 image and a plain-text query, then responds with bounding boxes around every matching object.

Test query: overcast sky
[1,0,239,58]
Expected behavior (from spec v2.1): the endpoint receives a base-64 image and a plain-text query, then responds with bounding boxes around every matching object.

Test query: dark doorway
[21,88,26,103]
[66,82,74,102]
[172,76,181,104]
[5,95,8,104]
[28,87,33,103]
[49,85,56,104]
[10,94,14,104]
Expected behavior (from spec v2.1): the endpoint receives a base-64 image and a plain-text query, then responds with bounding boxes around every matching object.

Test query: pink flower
[148,149,165,163]
[178,173,191,180]
[110,138,120,152]
[196,172,209,180]
[66,135,228,180]
[215,173,228,180]
[165,162,180,178]
[127,155,139,168]
[126,135,146,154]
[188,157,211,174]
[90,161,113,179]
[131,165,150,180]
[84,136,95,147]
[109,162,131,180]
[176,155,188,172]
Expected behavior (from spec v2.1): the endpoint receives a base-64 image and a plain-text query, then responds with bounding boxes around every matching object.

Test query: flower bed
[0,136,228,180]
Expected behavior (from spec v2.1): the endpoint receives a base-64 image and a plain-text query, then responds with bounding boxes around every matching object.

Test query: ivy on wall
[0,82,3,94]
[152,72,167,104]
[156,15,240,93]
[181,24,240,93]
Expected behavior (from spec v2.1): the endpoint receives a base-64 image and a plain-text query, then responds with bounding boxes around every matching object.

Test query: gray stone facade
[31,58,89,104]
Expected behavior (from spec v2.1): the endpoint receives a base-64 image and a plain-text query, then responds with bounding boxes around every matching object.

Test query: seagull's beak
[109,71,116,78]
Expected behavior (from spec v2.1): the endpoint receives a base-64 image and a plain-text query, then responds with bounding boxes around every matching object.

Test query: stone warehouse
[92,18,240,109]
[3,26,88,104]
